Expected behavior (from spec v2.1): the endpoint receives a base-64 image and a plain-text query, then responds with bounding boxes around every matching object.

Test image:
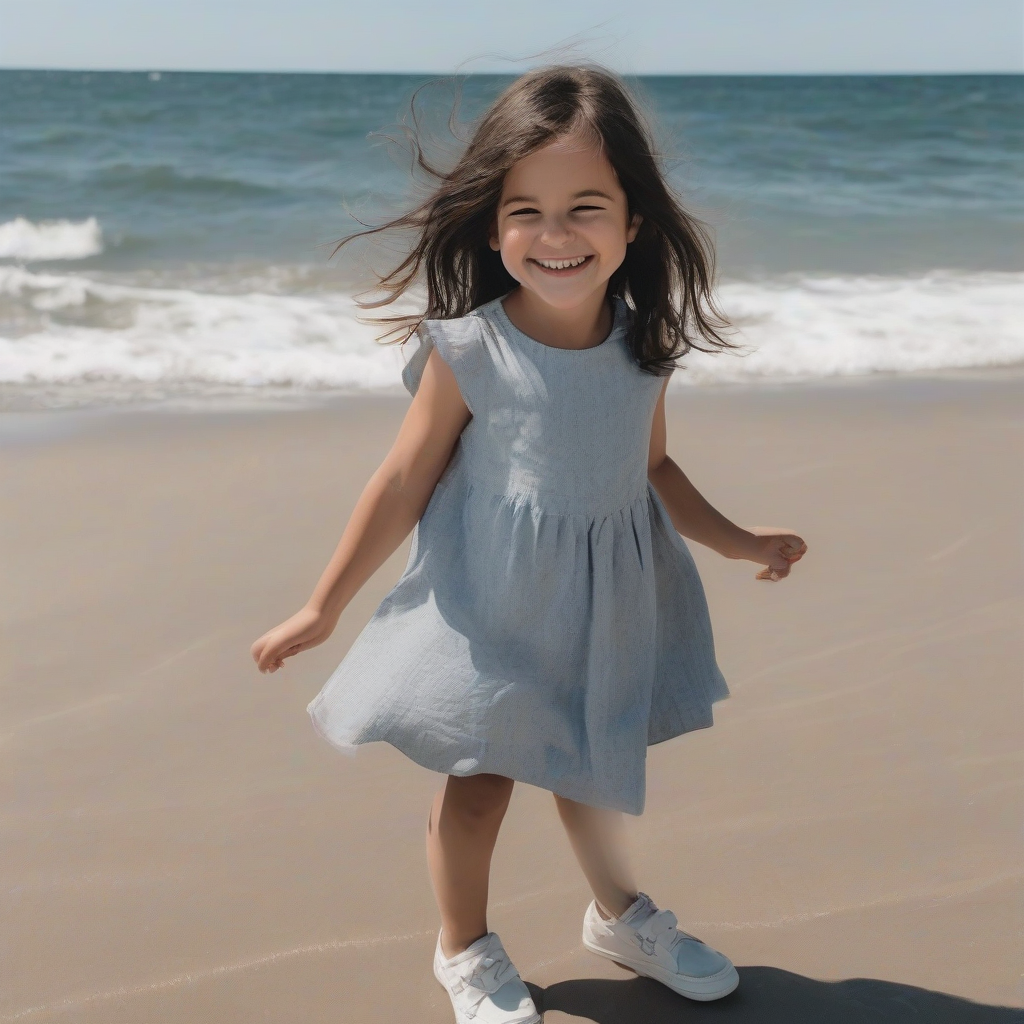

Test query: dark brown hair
[335,63,732,374]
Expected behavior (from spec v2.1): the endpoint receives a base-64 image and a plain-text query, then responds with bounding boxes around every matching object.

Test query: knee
[445,774,513,825]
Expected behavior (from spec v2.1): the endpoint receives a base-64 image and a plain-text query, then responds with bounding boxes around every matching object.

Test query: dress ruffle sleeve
[401,316,487,415]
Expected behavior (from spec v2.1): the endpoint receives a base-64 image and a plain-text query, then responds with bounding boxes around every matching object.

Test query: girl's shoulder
[420,301,495,349]
[401,303,494,399]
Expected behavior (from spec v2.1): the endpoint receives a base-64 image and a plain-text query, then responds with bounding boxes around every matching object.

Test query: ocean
[1,70,1021,408]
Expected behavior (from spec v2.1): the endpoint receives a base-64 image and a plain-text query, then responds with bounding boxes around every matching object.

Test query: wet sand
[2,373,1021,1022]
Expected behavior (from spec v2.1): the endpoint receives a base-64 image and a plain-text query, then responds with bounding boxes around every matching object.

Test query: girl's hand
[250,604,338,674]
[742,527,808,582]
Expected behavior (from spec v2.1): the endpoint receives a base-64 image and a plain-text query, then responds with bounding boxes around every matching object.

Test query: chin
[521,278,605,310]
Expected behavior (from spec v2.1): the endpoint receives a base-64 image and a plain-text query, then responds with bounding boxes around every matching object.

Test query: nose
[539,215,574,248]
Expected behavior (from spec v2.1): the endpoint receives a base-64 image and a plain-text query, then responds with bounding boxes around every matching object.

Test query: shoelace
[448,946,519,1018]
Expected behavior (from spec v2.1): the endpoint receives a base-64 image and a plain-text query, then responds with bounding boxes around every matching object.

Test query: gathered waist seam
[453,468,650,519]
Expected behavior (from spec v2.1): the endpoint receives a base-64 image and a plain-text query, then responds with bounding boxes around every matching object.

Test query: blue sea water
[0,70,1021,406]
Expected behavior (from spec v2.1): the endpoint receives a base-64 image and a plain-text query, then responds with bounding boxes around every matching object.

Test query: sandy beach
[2,372,1021,1023]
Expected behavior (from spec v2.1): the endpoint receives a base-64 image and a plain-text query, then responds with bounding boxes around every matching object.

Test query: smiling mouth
[529,255,594,272]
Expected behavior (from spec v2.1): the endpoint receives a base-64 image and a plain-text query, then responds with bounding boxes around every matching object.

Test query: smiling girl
[251,65,806,1023]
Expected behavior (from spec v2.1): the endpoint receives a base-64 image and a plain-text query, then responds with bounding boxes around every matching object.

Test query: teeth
[534,256,589,269]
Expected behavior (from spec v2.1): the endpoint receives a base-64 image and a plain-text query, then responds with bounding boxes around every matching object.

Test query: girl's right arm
[250,348,470,673]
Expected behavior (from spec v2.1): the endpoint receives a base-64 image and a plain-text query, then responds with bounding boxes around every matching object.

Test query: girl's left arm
[647,378,808,580]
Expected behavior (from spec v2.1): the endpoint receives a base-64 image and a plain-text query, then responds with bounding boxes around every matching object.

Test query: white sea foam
[0,217,103,262]
[0,267,1021,401]
[0,266,406,390]
[689,271,1024,383]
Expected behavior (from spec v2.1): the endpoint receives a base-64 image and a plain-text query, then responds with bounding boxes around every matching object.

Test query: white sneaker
[433,930,541,1024]
[582,892,739,1001]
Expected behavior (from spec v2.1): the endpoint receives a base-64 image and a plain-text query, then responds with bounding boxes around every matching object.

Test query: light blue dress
[307,293,728,814]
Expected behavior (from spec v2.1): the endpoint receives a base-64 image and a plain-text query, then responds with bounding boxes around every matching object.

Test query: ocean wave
[0,266,406,389]
[687,271,1024,383]
[0,217,103,262]
[0,267,1021,396]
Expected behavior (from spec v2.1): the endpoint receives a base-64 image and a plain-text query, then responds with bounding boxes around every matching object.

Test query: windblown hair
[335,64,732,374]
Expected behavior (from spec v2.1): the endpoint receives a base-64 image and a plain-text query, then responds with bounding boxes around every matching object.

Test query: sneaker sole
[582,937,739,1001]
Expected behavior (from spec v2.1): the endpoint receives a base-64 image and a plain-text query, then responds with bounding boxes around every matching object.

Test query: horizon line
[1,66,1022,78]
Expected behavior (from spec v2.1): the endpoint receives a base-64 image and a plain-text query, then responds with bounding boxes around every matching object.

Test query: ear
[626,212,643,244]
[488,220,501,252]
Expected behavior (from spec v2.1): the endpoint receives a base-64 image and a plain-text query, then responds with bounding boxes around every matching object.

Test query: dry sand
[2,373,1022,1023]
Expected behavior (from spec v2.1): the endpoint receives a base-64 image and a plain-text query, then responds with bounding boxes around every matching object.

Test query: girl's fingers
[757,558,793,581]
[258,635,320,672]
[756,533,806,581]
[259,643,286,672]
[256,627,301,670]
[780,539,807,562]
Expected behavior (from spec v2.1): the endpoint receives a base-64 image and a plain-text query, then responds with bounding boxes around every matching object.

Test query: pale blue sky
[1,0,1021,74]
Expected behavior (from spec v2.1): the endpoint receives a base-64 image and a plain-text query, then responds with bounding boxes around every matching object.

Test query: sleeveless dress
[307,293,729,815]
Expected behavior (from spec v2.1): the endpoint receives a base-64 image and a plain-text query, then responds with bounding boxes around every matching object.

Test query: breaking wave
[0,266,1021,402]
[0,217,104,262]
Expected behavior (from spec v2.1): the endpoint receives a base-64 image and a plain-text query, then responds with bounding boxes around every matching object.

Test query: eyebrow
[500,189,615,208]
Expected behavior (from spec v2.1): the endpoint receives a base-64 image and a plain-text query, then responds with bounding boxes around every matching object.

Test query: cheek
[591,221,629,261]
[496,224,532,276]
[498,223,530,257]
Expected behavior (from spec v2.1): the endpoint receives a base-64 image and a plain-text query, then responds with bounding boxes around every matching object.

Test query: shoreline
[2,362,1023,444]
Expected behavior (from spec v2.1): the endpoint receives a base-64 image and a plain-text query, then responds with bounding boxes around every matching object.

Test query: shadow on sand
[527,967,1022,1023]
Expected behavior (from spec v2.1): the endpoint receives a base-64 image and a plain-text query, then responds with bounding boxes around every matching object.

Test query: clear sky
[1,0,1021,74]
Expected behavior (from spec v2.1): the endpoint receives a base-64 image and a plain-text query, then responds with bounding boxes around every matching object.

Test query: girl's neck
[501,287,613,351]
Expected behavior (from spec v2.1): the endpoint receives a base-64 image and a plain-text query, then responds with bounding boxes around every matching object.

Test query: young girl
[252,65,806,1023]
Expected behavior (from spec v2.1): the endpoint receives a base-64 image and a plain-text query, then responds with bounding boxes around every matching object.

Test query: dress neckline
[486,291,626,355]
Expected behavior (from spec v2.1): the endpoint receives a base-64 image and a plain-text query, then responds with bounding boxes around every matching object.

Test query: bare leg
[554,793,639,919]
[426,773,515,959]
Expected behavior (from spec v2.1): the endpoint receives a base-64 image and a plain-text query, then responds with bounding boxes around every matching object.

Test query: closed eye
[507,205,605,217]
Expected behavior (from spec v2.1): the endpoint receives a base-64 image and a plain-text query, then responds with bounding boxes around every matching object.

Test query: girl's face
[489,135,641,310]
